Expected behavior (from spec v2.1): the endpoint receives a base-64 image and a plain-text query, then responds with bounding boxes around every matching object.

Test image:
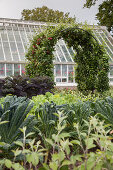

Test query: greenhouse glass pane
[105,46,113,59]
[10,42,19,61]
[68,47,75,57]
[55,65,61,76]
[62,65,67,76]
[14,31,21,42]
[56,78,61,82]
[24,27,30,32]
[7,30,15,41]
[0,63,5,76]
[13,26,18,31]
[68,65,74,83]
[103,30,113,44]
[14,64,20,76]
[94,32,113,59]
[55,45,66,62]
[61,45,72,62]
[16,42,25,61]
[3,42,12,60]
[18,27,24,31]
[100,32,113,52]
[24,26,32,39]
[1,30,8,41]
[21,64,25,75]
[19,30,27,42]
[0,42,4,60]
[62,78,67,82]
[6,64,13,76]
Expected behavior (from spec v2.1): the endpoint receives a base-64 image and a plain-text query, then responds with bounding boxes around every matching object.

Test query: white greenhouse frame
[0,18,113,86]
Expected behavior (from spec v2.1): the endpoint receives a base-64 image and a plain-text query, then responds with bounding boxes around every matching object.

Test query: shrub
[0,75,55,98]
[25,76,55,98]
[0,79,5,97]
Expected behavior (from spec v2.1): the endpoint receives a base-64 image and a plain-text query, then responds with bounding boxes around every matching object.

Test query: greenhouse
[0,18,113,86]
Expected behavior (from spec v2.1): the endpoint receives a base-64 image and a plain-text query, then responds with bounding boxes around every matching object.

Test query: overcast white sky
[0,0,104,25]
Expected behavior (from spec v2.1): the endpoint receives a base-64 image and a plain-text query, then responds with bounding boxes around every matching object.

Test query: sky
[0,0,104,25]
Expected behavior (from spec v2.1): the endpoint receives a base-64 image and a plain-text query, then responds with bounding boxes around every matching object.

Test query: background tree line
[21,0,113,34]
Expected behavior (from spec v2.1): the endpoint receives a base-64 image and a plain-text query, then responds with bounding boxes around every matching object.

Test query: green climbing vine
[25,23,109,93]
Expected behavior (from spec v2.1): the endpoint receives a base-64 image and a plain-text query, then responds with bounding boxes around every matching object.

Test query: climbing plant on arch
[25,24,109,93]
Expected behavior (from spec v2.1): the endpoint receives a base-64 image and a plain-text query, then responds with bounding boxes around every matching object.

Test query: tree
[21,6,76,23]
[84,0,99,8]
[84,0,113,33]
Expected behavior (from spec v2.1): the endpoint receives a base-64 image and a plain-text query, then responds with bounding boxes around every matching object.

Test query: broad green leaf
[12,163,24,170]
[22,149,31,154]
[71,140,80,145]
[29,139,35,147]
[52,153,59,161]
[70,155,82,163]
[52,134,60,142]
[45,138,54,146]
[58,151,65,162]
[49,162,58,170]
[59,133,70,138]
[19,127,26,133]
[26,152,39,166]
[85,138,96,150]
[62,160,71,166]
[81,133,87,137]
[52,151,65,162]
[14,141,23,147]
[5,159,12,168]
[13,150,22,157]
[26,132,35,138]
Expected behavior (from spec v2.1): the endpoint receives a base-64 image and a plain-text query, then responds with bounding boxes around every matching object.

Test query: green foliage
[73,116,113,169]
[31,94,113,131]
[0,127,45,170]
[21,6,76,23]
[30,91,100,115]
[91,96,113,126]
[96,0,113,33]
[1,99,113,169]
[84,0,113,33]
[84,0,100,8]
[34,102,60,147]
[0,96,35,155]
[63,100,94,134]
[25,23,109,93]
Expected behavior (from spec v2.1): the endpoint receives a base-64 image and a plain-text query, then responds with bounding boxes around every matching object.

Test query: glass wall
[0,63,5,76]
[0,63,25,77]
[6,64,12,76]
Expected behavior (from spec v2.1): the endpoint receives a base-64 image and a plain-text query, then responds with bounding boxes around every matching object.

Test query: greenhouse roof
[0,18,113,64]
